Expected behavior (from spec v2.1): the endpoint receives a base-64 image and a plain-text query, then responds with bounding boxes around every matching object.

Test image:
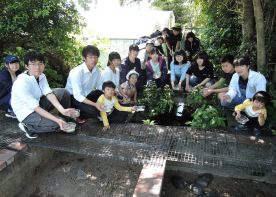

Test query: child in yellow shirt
[234,91,270,136]
[97,81,137,131]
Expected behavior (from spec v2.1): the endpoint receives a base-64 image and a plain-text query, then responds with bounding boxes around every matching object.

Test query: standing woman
[184,32,200,62]
[170,49,190,93]
[101,52,126,101]
[145,47,168,88]
[0,55,21,118]
[185,51,215,91]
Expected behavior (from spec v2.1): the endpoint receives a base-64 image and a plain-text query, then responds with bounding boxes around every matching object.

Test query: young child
[234,91,270,136]
[0,55,21,118]
[97,81,137,131]
[121,70,139,105]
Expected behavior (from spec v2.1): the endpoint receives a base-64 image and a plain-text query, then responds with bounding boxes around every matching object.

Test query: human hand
[123,95,128,100]
[169,50,172,56]
[132,106,138,111]
[94,103,103,111]
[203,89,213,97]
[192,85,198,91]
[171,82,175,90]
[114,91,119,97]
[103,125,110,131]
[235,112,241,120]
[178,83,182,89]
[185,84,190,91]
[200,88,208,93]
[259,111,265,119]
[61,108,77,117]
[243,99,250,104]
[221,94,230,102]
[56,119,67,131]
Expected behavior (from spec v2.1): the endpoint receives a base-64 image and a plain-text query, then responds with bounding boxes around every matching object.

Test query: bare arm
[209,78,224,89]
[118,85,125,97]
[175,41,180,51]
[133,89,137,102]
[46,93,75,116]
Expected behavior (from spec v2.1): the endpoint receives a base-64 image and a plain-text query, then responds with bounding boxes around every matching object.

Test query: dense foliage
[138,82,173,118]
[0,0,86,87]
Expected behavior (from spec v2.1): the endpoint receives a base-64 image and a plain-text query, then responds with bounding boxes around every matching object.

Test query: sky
[78,0,174,39]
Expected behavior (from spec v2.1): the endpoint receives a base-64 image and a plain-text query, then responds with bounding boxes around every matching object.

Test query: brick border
[133,161,166,197]
[0,139,28,172]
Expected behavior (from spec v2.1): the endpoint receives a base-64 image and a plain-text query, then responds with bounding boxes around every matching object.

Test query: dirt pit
[161,170,276,197]
[17,151,142,197]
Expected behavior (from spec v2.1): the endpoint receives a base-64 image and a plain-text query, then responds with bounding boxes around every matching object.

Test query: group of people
[0,26,270,138]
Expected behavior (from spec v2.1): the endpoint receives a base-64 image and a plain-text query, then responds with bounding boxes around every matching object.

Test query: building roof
[83,10,175,39]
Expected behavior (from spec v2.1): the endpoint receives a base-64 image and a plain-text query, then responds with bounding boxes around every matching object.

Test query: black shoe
[5,112,17,118]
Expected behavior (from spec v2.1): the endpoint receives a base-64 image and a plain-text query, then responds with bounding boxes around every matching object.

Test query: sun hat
[126,69,139,80]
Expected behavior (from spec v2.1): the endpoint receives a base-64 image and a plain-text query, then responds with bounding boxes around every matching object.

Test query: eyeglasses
[28,63,44,67]
[176,55,183,58]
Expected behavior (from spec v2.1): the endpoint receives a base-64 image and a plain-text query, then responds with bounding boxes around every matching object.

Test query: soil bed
[17,151,142,197]
[161,170,276,197]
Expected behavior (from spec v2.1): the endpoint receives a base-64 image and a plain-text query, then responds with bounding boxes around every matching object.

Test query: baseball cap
[129,44,139,51]
[4,55,20,63]
[146,39,154,45]
[126,69,139,80]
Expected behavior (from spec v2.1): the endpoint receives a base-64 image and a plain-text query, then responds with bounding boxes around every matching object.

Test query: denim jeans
[221,95,244,109]
[189,75,216,87]
[174,76,187,93]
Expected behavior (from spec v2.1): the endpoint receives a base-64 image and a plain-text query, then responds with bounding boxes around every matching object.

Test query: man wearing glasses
[11,51,76,138]
[66,45,103,124]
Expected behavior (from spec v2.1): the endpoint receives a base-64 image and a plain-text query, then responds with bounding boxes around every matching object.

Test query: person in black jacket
[184,32,200,62]
[119,44,143,95]
[166,25,183,70]
[0,55,21,118]
[185,51,216,92]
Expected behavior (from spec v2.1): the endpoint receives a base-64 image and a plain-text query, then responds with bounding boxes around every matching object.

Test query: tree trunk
[253,0,266,71]
[242,0,254,39]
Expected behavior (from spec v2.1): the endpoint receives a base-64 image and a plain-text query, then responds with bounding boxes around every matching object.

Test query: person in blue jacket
[0,55,21,118]
[170,49,191,93]
[145,47,168,88]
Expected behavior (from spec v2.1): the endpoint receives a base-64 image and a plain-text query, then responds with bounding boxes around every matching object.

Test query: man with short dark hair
[119,44,143,94]
[66,45,103,124]
[12,51,76,138]
[137,40,154,85]
[167,25,183,69]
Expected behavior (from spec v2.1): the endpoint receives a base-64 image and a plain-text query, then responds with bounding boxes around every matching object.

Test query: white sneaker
[18,123,38,139]
[97,116,103,121]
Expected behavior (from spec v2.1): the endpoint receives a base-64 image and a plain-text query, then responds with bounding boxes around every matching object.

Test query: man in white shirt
[66,45,103,124]
[137,40,154,86]
[12,51,76,138]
